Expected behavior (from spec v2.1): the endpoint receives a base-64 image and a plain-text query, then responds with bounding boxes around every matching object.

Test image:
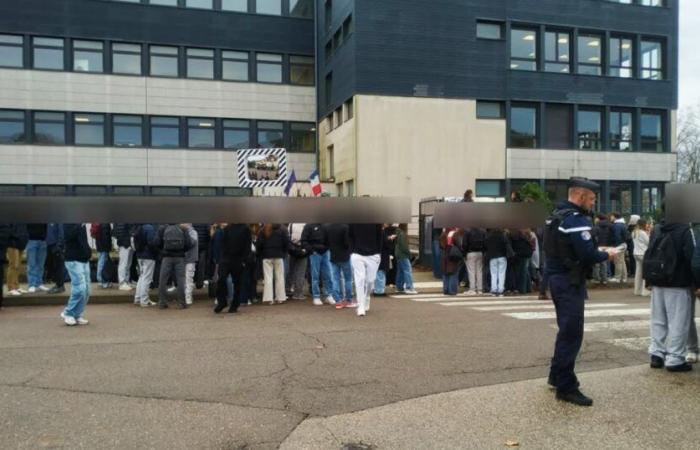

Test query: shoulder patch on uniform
[581,231,592,241]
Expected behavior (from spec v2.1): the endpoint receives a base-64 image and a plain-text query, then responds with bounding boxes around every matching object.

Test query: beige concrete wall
[318,101,357,184]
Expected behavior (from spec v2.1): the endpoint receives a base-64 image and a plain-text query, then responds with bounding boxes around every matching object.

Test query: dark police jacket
[545,201,608,283]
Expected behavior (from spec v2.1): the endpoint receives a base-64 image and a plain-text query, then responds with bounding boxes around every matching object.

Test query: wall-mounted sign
[236,148,287,188]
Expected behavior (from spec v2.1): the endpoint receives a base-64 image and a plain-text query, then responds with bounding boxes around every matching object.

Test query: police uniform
[544,177,609,406]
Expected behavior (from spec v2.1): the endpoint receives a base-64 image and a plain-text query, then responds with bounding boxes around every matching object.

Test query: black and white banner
[236,148,288,188]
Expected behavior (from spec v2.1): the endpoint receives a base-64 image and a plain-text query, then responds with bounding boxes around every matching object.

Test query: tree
[677,105,700,183]
[517,182,554,212]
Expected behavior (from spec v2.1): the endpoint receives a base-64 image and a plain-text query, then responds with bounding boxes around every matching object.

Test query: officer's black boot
[556,389,593,407]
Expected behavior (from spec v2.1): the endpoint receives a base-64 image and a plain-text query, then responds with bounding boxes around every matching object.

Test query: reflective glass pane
[289,0,313,18]
[74,114,105,145]
[477,22,502,40]
[150,55,178,76]
[33,48,64,70]
[222,0,248,11]
[73,50,103,72]
[113,52,141,74]
[185,0,213,8]
[257,62,282,83]
[223,60,248,80]
[224,129,249,149]
[187,57,213,79]
[510,106,537,148]
[0,45,23,67]
[0,110,25,144]
[511,29,537,59]
[256,0,282,15]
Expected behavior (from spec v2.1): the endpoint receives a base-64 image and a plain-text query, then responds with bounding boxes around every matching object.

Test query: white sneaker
[405,289,419,295]
[119,283,133,291]
[27,287,37,293]
[76,317,89,325]
[312,298,323,306]
[687,352,699,364]
[9,289,21,296]
[18,288,29,294]
[141,300,157,308]
[38,285,51,292]
[357,308,366,317]
[60,312,77,326]
[324,296,336,305]
[167,286,176,293]
[464,290,476,296]
[185,298,193,305]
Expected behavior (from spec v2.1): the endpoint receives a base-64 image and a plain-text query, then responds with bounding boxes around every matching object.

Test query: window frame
[0,34,24,68]
[256,120,285,148]
[72,39,105,73]
[149,116,181,148]
[510,27,538,72]
[255,52,283,84]
[187,117,216,149]
[577,107,604,150]
[222,119,251,150]
[221,0,249,12]
[221,50,250,81]
[255,0,282,16]
[185,47,215,80]
[609,36,634,78]
[640,39,664,80]
[0,109,26,144]
[609,108,634,151]
[32,37,65,71]
[73,113,106,147]
[476,20,504,41]
[289,122,316,153]
[509,103,539,149]
[32,111,67,145]
[289,55,315,86]
[111,42,143,75]
[112,114,144,148]
[577,33,603,76]
[476,101,505,119]
[640,110,664,152]
[544,30,571,74]
[149,45,180,78]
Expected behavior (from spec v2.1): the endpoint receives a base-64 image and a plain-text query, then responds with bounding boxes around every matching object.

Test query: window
[641,111,663,152]
[343,16,353,39]
[0,35,23,68]
[185,0,213,8]
[510,28,537,71]
[642,184,662,216]
[640,0,664,6]
[510,104,538,148]
[256,53,282,83]
[33,112,65,145]
[150,116,180,147]
[150,186,182,196]
[475,180,504,198]
[578,108,603,150]
[0,110,25,144]
[641,40,663,80]
[186,48,214,79]
[345,99,354,121]
[113,186,145,196]
[609,110,633,151]
[188,118,215,148]
[545,104,572,149]
[223,119,250,149]
[334,107,342,128]
[325,0,332,30]
[112,43,142,74]
[476,101,504,119]
[113,115,143,147]
[289,0,314,18]
[290,122,315,152]
[476,21,503,40]
[578,34,602,75]
[149,0,178,5]
[256,0,281,15]
[222,50,249,81]
[608,37,633,78]
[325,72,333,107]
[74,113,105,146]
[222,0,248,11]
[257,121,284,147]
[73,40,104,73]
[150,45,179,77]
[34,185,68,196]
[610,182,633,216]
[545,31,570,73]
[325,41,332,60]
[290,55,314,85]
[188,187,217,196]
[75,185,108,196]
[33,37,64,70]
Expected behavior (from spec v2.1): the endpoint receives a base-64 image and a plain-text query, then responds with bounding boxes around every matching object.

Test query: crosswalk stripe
[427,300,545,306]
[504,308,650,320]
[389,293,450,299]
[581,318,698,332]
[407,297,539,303]
[469,303,626,312]
[604,337,651,351]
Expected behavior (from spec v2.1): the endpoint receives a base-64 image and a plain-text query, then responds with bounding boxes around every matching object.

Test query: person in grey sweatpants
[687,298,699,362]
[154,224,194,310]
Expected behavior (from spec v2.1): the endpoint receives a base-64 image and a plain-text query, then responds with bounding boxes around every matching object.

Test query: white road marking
[603,337,651,351]
[469,303,626,312]
[504,309,651,320]
[408,296,539,303]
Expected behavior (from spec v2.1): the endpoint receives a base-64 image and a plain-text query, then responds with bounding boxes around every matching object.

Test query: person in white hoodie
[632,218,650,296]
[182,223,199,306]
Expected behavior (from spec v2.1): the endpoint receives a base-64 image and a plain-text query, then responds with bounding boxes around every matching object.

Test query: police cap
[568,177,600,192]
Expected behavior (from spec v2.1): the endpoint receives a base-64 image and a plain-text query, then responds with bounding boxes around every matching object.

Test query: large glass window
[609,110,633,151]
[188,118,215,148]
[290,122,315,153]
[149,0,178,5]
[545,31,570,73]
[343,15,353,39]
[0,110,25,144]
[150,116,180,147]
[222,0,248,11]
[74,113,105,146]
[545,104,572,149]
[256,53,283,83]
[577,34,602,75]
[609,37,633,78]
[578,108,602,150]
[33,112,65,145]
[610,183,633,216]
[290,55,314,85]
[510,104,538,148]
[113,115,143,147]
[289,0,314,18]
[475,180,504,198]
[641,40,663,80]
[641,111,663,152]
[642,184,662,216]
[223,119,250,149]
[150,45,179,77]
[256,0,282,15]
[0,35,24,68]
[640,0,664,6]
[185,0,213,8]
[73,40,104,73]
[476,21,503,40]
[112,43,142,74]
[510,28,537,71]
[257,121,284,148]
[186,48,214,79]
[222,50,249,81]
[33,37,64,70]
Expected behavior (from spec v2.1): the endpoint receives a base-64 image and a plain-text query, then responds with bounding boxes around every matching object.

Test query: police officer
[544,177,617,406]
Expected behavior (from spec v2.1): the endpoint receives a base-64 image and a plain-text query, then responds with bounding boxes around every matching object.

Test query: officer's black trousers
[549,273,585,393]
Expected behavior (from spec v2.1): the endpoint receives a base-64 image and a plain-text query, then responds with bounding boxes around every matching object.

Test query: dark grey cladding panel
[0,0,314,54]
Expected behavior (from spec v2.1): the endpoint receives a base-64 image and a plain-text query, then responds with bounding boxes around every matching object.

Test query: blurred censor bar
[433,202,549,229]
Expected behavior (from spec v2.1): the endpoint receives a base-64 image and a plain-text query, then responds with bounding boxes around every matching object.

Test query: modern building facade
[0,0,679,216]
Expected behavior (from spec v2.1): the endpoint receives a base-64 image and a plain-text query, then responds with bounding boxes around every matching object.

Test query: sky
[679,0,700,111]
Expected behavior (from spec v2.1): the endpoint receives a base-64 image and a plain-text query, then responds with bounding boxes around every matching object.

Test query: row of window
[475,101,666,152]
[0,110,316,152]
[106,0,314,18]
[0,183,251,197]
[476,22,664,80]
[0,34,314,85]
[324,15,354,61]
[325,99,354,131]
[603,0,665,6]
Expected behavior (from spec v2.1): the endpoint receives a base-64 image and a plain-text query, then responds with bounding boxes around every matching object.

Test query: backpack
[163,225,185,252]
[643,229,678,286]
[132,225,147,253]
[468,229,486,252]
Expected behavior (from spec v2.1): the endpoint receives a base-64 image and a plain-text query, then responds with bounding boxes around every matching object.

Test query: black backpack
[468,228,486,252]
[133,225,147,253]
[163,225,185,252]
[643,229,678,286]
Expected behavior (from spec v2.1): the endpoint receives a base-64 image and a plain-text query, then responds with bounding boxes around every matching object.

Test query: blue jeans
[432,239,442,279]
[26,240,47,288]
[309,251,333,299]
[64,261,91,319]
[443,272,459,295]
[395,257,414,291]
[331,260,354,301]
[490,257,507,294]
[97,251,110,286]
[374,270,386,294]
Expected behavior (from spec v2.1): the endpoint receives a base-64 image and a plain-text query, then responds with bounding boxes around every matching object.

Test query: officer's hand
[605,248,618,262]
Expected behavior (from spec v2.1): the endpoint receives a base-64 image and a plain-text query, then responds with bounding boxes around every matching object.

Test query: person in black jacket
[113,223,134,291]
[373,224,395,296]
[510,229,534,294]
[592,214,613,285]
[193,224,211,289]
[349,223,383,316]
[485,229,508,296]
[326,223,354,307]
[133,224,158,307]
[214,223,252,313]
[94,223,113,289]
[61,224,92,326]
[257,224,289,304]
[5,224,28,296]
[0,224,11,309]
[302,223,335,306]
[153,224,194,310]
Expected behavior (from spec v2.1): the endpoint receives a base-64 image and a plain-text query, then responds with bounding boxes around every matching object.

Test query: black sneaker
[556,389,593,407]
[666,362,692,372]
[227,307,238,314]
[650,355,664,369]
[176,304,189,310]
[48,286,65,294]
[547,375,556,389]
[158,304,168,310]
[213,304,226,314]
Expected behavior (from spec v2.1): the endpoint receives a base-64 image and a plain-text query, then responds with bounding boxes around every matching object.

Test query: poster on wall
[236,148,288,188]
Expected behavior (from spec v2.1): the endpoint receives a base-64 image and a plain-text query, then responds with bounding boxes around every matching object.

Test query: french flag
[309,170,322,197]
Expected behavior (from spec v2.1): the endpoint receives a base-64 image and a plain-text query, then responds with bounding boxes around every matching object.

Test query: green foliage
[517,182,554,212]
